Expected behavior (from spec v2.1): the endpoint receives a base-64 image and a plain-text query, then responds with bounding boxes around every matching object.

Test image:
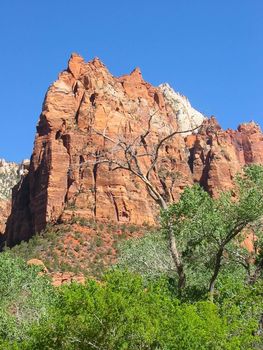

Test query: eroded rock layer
[5,54,263,246]
[0,159,29,235]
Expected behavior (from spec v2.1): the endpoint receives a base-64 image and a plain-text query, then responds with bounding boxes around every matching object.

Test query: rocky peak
[237,121,262,134]
[4,53,263,246]
[159,83,206,135]
[130,67,143,80]
[67,53,85,79]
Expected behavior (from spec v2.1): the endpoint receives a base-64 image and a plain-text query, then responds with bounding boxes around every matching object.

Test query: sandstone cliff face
[0,159,22,200]
[0,159,29,235]
[0,199,10,235]
[5,54,263,246]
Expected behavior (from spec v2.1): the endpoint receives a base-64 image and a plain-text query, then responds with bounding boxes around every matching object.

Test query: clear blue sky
[1,0,262,162]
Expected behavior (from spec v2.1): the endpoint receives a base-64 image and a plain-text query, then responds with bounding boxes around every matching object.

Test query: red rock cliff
[5,54,263,246]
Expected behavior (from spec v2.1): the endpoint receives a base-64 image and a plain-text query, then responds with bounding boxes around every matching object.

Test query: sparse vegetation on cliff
[4,220,153,277]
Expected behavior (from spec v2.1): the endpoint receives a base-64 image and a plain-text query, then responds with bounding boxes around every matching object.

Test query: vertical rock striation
[4,53,263,246]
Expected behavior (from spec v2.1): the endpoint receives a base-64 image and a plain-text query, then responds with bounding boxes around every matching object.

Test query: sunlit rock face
[159,83,206,135]
[0,159,20,200]
[4,53,263,246]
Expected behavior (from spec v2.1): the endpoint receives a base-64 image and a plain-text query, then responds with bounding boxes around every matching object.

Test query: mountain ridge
[2,53,263,246]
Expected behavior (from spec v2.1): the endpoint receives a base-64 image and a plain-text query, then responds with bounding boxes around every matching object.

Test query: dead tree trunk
[150,191,186,290]
[88,117,202,290]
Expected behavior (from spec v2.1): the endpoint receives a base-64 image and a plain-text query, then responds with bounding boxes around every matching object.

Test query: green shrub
[117,231,175,279]
[0,252,55,343]
[10,270,262,349]
[21,271,233,350]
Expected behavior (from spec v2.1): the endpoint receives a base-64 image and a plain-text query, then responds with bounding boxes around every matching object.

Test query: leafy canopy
[161,165,263,291]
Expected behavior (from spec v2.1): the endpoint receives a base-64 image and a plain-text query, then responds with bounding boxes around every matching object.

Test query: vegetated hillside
[4,218,153,282]
[4,53,263,247]
[1,164,263,349]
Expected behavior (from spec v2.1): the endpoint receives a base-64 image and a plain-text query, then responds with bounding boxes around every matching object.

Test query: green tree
[117,232,176,279]
[162,165,263,296]
[0,252,55,343]
[21,271,244,350]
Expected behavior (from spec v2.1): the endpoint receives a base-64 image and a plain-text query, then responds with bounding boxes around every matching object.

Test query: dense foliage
[0,263,262,350]
[1,165,263,349]
[161,165,263,294]
[118,232,175,278]
[0,252,55,343]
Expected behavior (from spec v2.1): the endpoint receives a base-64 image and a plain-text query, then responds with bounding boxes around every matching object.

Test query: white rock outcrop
[159,83,206,135]
[0,159,30,200]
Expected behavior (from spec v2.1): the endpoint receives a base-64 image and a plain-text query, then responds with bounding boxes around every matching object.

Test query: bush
[0,252,55,343]
[12,270,261,350]
[117,232,175,279]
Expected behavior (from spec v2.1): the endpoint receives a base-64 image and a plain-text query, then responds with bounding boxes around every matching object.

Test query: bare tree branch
[66,112,204,290]
[146,124,201,179]
[139,110,158,146]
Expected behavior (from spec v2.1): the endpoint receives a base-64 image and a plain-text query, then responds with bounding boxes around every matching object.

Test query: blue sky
[0,0,262,162]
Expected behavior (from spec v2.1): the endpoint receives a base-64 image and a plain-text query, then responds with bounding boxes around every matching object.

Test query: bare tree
[85,111,203,289]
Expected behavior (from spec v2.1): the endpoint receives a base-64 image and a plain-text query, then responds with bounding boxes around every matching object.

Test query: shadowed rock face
[0,159,29,237]
[4,53,263,246]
